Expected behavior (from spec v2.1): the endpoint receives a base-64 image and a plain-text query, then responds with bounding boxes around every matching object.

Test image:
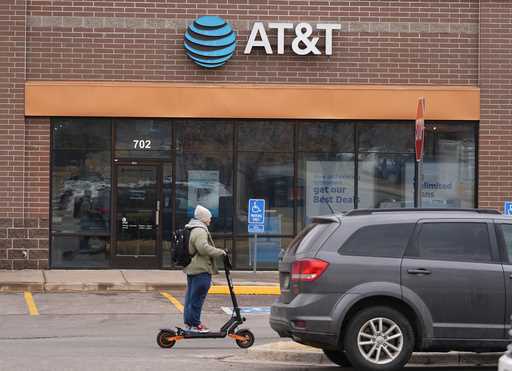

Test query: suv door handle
[407,268,431,275]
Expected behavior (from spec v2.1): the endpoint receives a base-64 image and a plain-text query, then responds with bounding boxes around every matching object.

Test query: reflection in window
[237,152,294,235]
[358,122,414,153]
[49,118,478,270]
[238,121,293,152]
[234,237,292,270]
[51,118,111,268]
[297,122,355,228]
[51,227,110,268]
[422,123,476,208]
[175,121,234,235]
[175,120,233,153]
[358,153,415,208]
[115,119,171,159]
[162,164,173,268]
[176,153,233,233]
[298,121,354,153]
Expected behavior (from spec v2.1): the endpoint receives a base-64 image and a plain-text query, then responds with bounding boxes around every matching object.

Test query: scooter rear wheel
[157,330,176,349]
[235,329,255,349]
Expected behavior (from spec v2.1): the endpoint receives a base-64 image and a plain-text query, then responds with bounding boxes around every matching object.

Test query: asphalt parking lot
[0,291,499,371]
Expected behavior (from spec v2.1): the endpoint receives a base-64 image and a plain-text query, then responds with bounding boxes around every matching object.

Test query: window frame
[493,221,512,264]
[404,219,500,264]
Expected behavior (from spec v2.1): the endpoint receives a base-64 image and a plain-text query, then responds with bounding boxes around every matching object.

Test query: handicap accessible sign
[505,201,512,215]
[248,199,265,233]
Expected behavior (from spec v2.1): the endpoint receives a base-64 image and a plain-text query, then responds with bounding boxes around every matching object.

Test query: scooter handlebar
[223,251,233,271]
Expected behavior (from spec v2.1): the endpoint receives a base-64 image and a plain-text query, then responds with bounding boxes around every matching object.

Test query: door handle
[155,200,160,227]
[407,268,431,275]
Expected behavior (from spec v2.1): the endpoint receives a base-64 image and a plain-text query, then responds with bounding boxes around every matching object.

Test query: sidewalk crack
[120,270,129,285]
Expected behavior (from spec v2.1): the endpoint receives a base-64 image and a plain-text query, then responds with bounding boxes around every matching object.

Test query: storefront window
[297,122,355,229]
[115,119,171,159]
[175,121,234,234]
[238,120,293,152]
[49,118,477,270]
[234,237,292,270]
[358,122,414,153]
[176,119,233,152]
[237,121,294,237]
[421,122,476,207]
[51,118,111,267]
[357,123,415,208]
[161,163,173,268]
[358,153,415,208]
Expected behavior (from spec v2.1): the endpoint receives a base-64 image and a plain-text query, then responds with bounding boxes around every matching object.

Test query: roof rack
[344,208,501,216]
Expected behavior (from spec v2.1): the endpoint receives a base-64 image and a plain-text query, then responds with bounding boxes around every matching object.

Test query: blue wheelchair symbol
[505,202,512,215]
[248,199,265,225]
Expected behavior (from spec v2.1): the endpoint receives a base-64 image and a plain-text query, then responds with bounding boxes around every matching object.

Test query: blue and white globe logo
[184,16,237,68]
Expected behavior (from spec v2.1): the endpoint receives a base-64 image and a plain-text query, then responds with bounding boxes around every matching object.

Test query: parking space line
[160,292,184,313]
[24,292,39,316]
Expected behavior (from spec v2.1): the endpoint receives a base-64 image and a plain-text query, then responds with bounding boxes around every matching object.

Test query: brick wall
[0,1,49,270]
[26,0,479,85]
[479,1,512,211]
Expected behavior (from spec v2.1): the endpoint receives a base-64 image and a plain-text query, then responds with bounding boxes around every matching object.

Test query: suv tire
[322,349,351,367]
[343,306,414,371]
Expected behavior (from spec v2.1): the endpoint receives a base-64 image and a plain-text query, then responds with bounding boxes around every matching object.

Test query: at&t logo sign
[184,16,237,68]
[184,16,341,69]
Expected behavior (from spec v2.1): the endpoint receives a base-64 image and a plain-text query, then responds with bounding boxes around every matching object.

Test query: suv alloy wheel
[343,306,414,371]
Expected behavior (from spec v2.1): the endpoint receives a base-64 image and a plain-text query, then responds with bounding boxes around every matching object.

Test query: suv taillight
[291,259,329,282]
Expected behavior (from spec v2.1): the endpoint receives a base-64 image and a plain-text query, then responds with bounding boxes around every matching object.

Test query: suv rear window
[287,223,329,255]
[339,223,415,258]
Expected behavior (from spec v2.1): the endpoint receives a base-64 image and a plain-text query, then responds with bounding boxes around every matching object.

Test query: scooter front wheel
[157,330,177,349]
[235,329,255,349]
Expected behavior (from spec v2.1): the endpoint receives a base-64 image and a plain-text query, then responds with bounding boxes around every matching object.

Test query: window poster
[187,170,220,217]
[421,162,473,208]
[306,161,354,218]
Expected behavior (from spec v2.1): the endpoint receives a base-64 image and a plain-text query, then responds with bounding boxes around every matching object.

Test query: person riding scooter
[183,205,226,333]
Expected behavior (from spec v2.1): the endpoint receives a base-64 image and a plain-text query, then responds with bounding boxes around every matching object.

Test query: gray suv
[270,208,512,371]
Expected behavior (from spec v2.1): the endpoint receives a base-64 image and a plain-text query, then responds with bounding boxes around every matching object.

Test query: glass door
[113,164,162,268]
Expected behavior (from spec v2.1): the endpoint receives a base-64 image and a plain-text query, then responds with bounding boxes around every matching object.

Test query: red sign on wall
[415,97,426,162]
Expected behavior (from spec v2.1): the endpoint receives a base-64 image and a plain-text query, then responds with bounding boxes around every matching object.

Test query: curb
[244,341,501,366]
[0,282,279,294]
[0,283,45,293]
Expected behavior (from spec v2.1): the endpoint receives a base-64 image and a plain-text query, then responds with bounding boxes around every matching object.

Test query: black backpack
[171,227,197,268]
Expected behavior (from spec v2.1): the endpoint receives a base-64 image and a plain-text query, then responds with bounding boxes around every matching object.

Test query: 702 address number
[133,139,151,149]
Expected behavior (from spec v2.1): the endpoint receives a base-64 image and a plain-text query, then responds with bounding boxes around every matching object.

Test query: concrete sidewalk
[238,340,500,367]
[0,269,279,293]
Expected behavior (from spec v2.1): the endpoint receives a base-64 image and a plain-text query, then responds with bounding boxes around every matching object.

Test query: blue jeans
[184,272,212,327]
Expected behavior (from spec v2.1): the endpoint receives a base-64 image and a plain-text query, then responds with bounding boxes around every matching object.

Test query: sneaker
[189,324,209,333]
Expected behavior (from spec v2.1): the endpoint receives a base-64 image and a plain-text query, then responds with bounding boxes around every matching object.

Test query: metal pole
[253,234,257,273]
[416,159,423,208]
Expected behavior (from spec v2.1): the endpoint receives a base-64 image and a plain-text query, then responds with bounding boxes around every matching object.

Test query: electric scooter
[156,253,255,349]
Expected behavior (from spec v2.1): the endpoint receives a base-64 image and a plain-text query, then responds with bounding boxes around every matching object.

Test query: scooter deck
[182,331,225,339]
